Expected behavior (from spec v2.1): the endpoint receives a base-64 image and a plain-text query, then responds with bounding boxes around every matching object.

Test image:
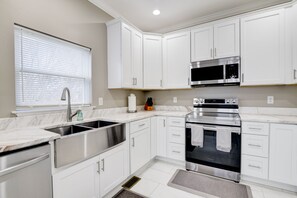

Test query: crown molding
[88,0,122,19]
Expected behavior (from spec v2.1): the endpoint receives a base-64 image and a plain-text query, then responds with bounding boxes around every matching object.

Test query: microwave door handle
[223,64,226,82]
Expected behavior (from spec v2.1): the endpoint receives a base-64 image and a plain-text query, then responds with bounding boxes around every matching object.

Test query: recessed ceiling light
[153,9,160,16]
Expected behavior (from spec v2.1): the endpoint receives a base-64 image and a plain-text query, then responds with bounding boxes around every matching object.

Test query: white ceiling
[90,0,291,33]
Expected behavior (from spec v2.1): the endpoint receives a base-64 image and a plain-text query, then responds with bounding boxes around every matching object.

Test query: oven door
[191,65,224,85]
[186,123,241,173]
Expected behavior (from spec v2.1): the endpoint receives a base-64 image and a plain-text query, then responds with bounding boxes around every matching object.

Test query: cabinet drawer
[241,155,268,179]
[167,143,185,161]
[168,127,185,145]
[130,118,150,133]
[242,122,269,136]
[242,134,269,157]
[168,117,185,127]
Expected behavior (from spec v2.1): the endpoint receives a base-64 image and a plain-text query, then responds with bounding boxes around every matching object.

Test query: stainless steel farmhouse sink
[45,120,125,168]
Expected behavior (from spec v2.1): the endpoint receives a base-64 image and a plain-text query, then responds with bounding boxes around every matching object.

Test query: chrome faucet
[61,87,80,122]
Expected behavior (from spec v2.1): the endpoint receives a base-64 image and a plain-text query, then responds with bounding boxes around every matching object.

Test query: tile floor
[130,160,297,198]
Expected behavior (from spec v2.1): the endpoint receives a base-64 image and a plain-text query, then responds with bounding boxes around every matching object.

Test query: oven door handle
[186,123,241,134]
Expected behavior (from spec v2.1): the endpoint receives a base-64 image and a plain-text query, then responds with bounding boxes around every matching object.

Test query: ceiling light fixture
[153,9,160,16]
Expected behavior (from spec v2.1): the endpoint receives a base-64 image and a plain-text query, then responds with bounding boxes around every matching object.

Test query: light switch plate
[98,97,104,106]
[173,97,178,103]
[267,96,274,104]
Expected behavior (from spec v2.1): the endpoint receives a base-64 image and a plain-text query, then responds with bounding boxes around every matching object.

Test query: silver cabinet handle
[248,164,261,169]
[172,121,180,124]
[172,134,181,137]
[210,48,213,58]
[163,120,166,127]
[294,69,297,80]
[172,150,181,154]
[160,80,163,87]
[188,78,190,85]
[248,127,262,131]
[132,137,135,147]
[248,144,262,148]
[101,159,105,172]
[139,123,145,127]
[97,161,100,174]
[0,154,49,177]
[242,73,244,83]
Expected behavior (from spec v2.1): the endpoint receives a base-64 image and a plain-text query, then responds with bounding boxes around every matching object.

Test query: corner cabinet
[240,9,285,86]
[163,31,191,89]
[107,20,143,89]
[143,34,163,89]
[191,18,240,62]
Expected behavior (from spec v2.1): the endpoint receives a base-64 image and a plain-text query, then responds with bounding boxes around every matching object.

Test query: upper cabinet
[107,21,143,89]
[163,31,191,89]
[293,4,297,84]
[191,18,240,62]
[241,9,285,86]
[143,34,163,89]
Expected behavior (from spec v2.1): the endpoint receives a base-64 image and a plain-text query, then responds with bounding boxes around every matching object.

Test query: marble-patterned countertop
[240,114,297,124]
[0,110,189,154]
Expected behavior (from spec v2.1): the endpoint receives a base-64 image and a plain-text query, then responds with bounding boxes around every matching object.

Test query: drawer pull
[172,134,181,137]
[248,164,261,169]
[172,121,181,124]
[248,127,262,130]
[172,150,181,154]
[139,123,145,127]
[132,138,135,147]
[248,144,262,148]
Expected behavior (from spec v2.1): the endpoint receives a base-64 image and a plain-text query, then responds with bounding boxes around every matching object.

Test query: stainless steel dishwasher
[0,144,52,198]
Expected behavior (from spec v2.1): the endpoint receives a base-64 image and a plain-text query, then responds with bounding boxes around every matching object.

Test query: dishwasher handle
[0,153,49,177]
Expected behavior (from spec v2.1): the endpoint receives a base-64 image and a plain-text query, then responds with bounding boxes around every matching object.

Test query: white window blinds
[14,25,92,108]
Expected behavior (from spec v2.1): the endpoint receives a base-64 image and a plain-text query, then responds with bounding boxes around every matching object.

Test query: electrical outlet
[173,97,178,103]
[98,97,104,106]
[267,96,274,104]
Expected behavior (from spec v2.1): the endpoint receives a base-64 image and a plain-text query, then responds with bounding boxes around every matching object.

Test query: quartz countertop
[0,110,189,154]
[240,114,297,125]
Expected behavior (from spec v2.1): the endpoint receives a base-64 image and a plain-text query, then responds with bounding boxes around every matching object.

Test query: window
[14,25,92,108]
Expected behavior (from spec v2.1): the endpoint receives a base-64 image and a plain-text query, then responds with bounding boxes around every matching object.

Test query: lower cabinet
[130,125,151,173]
[156,116,167,157]
[53,144,128,198]
[269,124,297,186]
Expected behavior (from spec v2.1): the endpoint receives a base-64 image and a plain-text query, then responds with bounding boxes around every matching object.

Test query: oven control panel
[193,98,238,105]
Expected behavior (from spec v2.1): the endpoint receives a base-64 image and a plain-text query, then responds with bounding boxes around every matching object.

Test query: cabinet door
[99,145,128,197]
[150,117,158,159]
[214,19,240,59]
[130,128,151,173]
[53,157,100,198]
[163,31,191,89]
[132,30,143,88]
[241,9,285,86]
[292,4,297,83]
[122,23,133,88]
[191,25,214,62]
[269,124,297,186]
[143,35,163,89]
[156,116,167,157]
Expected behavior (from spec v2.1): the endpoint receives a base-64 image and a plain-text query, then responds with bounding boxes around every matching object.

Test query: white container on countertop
[128,94,137,113]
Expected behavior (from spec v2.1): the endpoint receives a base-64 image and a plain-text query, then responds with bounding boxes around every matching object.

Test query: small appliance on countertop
[186,98,241,182]
[128,94,137,113]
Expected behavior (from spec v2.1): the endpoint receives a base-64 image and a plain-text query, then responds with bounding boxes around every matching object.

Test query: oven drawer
[168,117,185,127]
[130,118,150,134]
[242,134,269,157]
[167,143,185,161]
[242,122,269,136]
[168,127,185,145]
[241,155,268,179]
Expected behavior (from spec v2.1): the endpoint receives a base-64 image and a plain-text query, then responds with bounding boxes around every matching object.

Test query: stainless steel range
[186,98,241,182]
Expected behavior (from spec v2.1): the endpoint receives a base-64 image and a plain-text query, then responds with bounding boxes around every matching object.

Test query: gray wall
[144,86,297,107]
[0,0,145,118]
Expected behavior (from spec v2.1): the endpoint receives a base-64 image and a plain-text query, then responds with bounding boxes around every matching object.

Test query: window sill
[12,105,95,117]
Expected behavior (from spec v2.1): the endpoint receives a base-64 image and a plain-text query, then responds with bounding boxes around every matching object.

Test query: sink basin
[77,120,117,128]
[46,125,90,136]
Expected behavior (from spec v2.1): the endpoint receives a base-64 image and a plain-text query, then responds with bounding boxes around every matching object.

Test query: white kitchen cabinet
[191,18,239,62]
[130,127,151,173]
[99,144,128,197]
[107,20,143,89]
[269,124,297,186]
[241,9,285,86]
[191,25,213,62]
[163,31,191,89]
[143,34,163,89]
[156,116,167,157]
[53,157,100,198]
[287,3,297,84]
[150,117,158,159]
[293,4,297,84]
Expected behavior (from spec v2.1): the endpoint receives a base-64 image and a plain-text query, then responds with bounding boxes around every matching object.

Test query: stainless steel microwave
[190,56,240,86]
